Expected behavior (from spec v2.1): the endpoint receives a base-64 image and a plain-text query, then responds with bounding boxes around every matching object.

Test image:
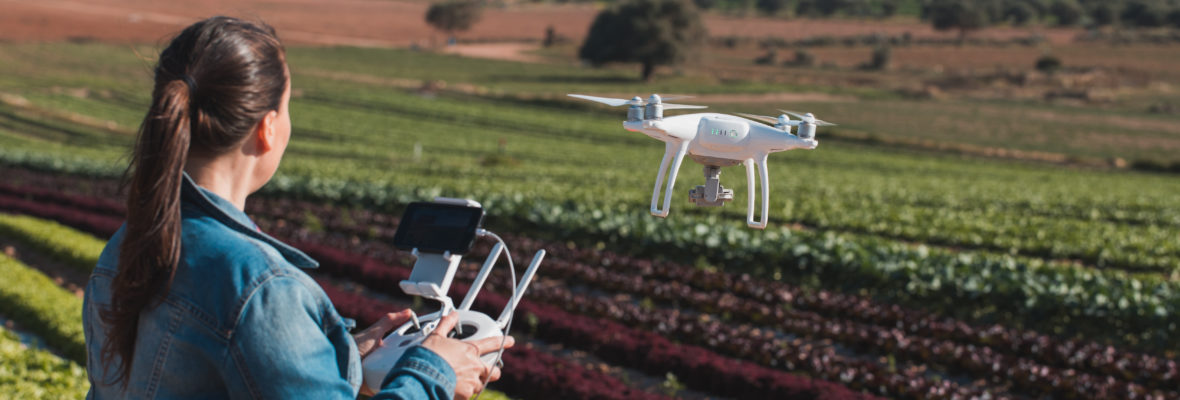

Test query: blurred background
[1,0,1179,399]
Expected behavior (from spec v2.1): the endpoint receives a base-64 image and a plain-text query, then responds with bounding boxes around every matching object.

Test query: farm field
[3,176,1179,399]
[2,0,1180,399]
[2,43,1180,398]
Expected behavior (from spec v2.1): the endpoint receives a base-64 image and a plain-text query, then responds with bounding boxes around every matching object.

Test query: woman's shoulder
[164,214,321,329]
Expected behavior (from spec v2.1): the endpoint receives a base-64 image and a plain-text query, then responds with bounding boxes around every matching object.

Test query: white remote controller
[359,199,545,394]
[361,310,504,393]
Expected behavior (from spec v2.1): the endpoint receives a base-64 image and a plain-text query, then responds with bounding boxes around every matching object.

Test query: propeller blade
[779,110,809,120]
[782,121,805,126]
[736,113,777,125]
[780,110,837,126]
[568,94,632,107]
[660,95,694,101]
[662,103,708,110]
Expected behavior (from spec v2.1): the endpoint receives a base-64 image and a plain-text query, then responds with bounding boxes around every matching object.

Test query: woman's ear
[254,110,280,153]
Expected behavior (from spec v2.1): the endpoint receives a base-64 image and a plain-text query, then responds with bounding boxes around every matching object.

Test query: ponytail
[101,78,192,385]
[99,16,287,386]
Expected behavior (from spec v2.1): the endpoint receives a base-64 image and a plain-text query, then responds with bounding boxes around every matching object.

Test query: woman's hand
[353,310,414,397]
[421,313,515,400]
[354,310,415,359]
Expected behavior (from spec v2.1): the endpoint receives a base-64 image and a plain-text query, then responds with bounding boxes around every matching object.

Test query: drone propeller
[664,103,708,110]
[567,94,635,106]
[567,94,706,109]
[736,113,778,125]
[780,110,836,126]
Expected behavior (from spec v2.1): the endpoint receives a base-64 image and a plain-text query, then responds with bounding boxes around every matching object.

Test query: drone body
[570,94,831,229]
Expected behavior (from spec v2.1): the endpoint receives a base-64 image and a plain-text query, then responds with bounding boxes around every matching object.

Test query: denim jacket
[83,174,456,399]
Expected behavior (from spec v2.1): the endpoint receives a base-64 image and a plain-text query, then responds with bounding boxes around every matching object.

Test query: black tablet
[392,202,485,254]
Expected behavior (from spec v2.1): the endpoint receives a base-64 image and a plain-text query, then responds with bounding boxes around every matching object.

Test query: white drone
[569,93,833,229]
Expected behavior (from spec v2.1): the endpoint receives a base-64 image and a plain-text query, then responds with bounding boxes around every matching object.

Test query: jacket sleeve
[372,346,457,400]
[224,274,456,400]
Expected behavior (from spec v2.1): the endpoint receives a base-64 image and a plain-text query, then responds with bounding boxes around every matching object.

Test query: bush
[862,45,892,70]
[1130,159,1171,173]
[754,49,778,65]
[786,49,816,67]
[1035,54,1062,73]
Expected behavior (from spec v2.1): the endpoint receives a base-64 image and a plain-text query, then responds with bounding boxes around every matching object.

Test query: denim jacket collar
[180,172,319,269]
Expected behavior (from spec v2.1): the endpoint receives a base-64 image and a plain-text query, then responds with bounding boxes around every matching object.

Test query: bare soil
[2,0,1078,49]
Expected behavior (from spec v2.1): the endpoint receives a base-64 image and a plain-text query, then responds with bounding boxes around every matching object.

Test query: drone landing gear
[689,165,734,207]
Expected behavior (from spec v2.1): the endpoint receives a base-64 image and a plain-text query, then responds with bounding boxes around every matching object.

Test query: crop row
[0,214,533,400]
[2,155,1178,353]
[0,193,876,399]
[240,197,1180,393]
[0,252,87,363]
[289,229,1176,400]
[0,326,88,398]
[0,189,953,398]
[0,213,107,272]
[296,240,878,400]
[7,175,1180,386]
[4,181,1177,393]
[211,176,1180,352]
[317,279,670,400]
[536,282,1178,400]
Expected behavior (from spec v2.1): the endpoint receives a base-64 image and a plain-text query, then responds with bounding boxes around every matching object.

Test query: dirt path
[692,92,857,104]
[441,43,546,63]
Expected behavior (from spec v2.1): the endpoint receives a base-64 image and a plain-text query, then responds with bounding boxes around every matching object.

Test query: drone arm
[650,140,689,218]
[743,154,770,229]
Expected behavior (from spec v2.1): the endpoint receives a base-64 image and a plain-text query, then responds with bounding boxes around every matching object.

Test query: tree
[1002,2,1039,25]
[795,0,849,16]
[1048,0,1083,26]
[923,0,990,40]
[755,0,790,15]
[881,0,901,17]
[1121,0,1168,27]
[425,0,483,41]
[1088,3,1116,27]
[1169,8,1180,27]
[578,0,707,81]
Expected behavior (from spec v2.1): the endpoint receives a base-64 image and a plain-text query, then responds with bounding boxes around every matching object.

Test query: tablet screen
[392,202,484,254]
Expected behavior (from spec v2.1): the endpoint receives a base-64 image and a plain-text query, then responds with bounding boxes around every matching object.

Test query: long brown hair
[102,16,287,385]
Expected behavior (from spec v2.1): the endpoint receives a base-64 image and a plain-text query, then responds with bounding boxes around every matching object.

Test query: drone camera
[688,165,734,207]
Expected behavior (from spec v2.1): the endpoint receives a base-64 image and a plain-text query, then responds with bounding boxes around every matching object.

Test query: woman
[82,16,509,399]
